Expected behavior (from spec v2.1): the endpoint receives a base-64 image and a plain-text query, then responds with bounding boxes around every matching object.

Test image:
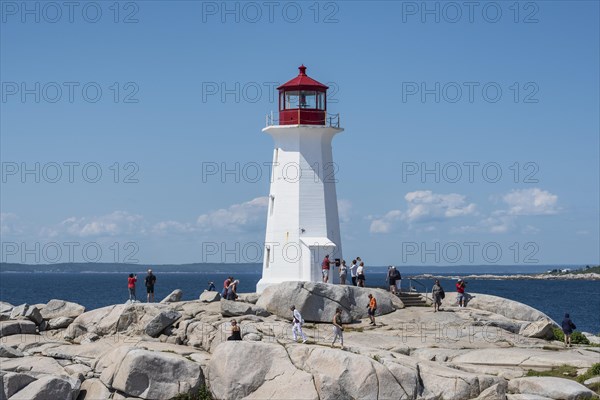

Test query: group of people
[431,278,468,312]
[222,277,240,301]
[321,255,367,287]
[227,294,379,349]
[127,269,156,303]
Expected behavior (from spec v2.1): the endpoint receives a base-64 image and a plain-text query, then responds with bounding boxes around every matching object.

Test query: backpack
[394,270,401,280]
[440,287,445,299]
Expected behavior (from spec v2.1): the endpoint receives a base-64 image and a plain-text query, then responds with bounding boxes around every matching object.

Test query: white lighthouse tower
[256,65,344,293]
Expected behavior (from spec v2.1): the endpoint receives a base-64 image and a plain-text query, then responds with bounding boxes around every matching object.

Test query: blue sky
[1,1,598,267]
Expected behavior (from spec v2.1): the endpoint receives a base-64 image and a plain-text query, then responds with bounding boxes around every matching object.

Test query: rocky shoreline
[412,273,600,281]
[1,282,599,399]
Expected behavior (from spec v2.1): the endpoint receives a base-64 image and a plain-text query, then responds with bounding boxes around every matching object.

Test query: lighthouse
[256,65,344,293]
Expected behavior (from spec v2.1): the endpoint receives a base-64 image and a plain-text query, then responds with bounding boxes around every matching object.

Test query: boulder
[519,319,555,339]
[465,293,553,323]
[475,381,508,400]
[582,332,600,345]
[98,347,203,399]
[417,360,501,400]
[0,344,24,358]
[255,281,399,323]
[77,378,111,400]
[0,302,14,313]
[24,306,43,326]
[0,320,37,337]
[508,377,596,399]
[0,356,68,376]
[9,375,79,400]
[45,317,74,330]
[208,342,318,399]
[583,376,600,386]
[220,300,269,317]
[1,372,37,399]
[41,299,85,320]
[160,289,183,304]
[10,304,28,319]
[144,310,181,337]
[238,293,260,304]
[199,291,221,303]
[287,345,416,400]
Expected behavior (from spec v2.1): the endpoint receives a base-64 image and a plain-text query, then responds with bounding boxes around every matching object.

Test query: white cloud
[338,199,352,223]
[54,211,145,237]
[151,221,197,235]
[196,196,268,233]
[369,210,402,233]
[0,213,23,236]
[404,191,476,222]
[503,188,559,216]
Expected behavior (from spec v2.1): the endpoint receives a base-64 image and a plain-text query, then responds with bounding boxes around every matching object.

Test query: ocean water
[1,272,599,334]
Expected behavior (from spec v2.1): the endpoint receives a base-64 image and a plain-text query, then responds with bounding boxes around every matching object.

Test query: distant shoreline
[412,272,600,281]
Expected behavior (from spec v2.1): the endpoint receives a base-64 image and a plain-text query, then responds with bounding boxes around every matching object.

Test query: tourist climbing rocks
[227,319,242,341]
[368,294,377,326]
[561,313,577,347]
[332,307,344,349]
[291,305,307,343]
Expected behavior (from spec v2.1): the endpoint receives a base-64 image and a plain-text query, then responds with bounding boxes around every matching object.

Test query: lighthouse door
[300,237,336,283]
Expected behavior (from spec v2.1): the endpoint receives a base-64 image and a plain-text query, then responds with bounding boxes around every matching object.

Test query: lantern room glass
[280,90,326,111]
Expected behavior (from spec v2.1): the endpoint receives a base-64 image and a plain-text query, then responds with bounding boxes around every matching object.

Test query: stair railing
[408,278,429,302]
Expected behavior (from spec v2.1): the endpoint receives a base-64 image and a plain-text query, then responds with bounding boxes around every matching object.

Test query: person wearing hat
[145,269,156,303]
[290,305,307,343]
[456,278,466,307]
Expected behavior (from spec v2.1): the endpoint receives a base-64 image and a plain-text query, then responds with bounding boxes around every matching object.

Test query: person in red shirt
[321,255,331,283]
[456,279,467,307]
[127,273,137,301]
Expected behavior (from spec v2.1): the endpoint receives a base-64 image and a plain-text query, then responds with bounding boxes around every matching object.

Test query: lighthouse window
[285,91,300,109]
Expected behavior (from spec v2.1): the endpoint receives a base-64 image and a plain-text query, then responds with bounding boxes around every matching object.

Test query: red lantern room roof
[277,65,329,91]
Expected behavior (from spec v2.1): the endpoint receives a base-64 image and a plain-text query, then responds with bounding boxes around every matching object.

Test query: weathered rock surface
[77,378,111,400]
[507,377,596,399]
[256,281,402,322]
[144,310,181,337]
[98,347,203,399]
[9,375,80,400]
[465,293,554,323]
[199,290,221,303]
[220,300,269,317]
[209,342,318,399]
[519,318,555,339]
[45,316,75,330]
[0,320,37,337]
[160,289,183,304]
[0,344,24,358]
[41,299,85,320]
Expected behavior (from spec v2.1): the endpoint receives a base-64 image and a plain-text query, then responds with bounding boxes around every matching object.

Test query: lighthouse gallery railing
[266,112,341,128]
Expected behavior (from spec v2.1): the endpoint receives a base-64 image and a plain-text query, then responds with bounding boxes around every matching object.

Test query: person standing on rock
[456,279,466,307]
[367,294,377,326]
[432,279,444,312]
[145,269,156,303]
[127,273,137,301]
[332,307,344,349]
[350,260,358,286]
[339,260,348,285]
[290,305,307,343]
[322,255,331,283]
[227,319,242,341]
[387,266,397,294]
[561,313,577,347]
[357,262,366,287]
